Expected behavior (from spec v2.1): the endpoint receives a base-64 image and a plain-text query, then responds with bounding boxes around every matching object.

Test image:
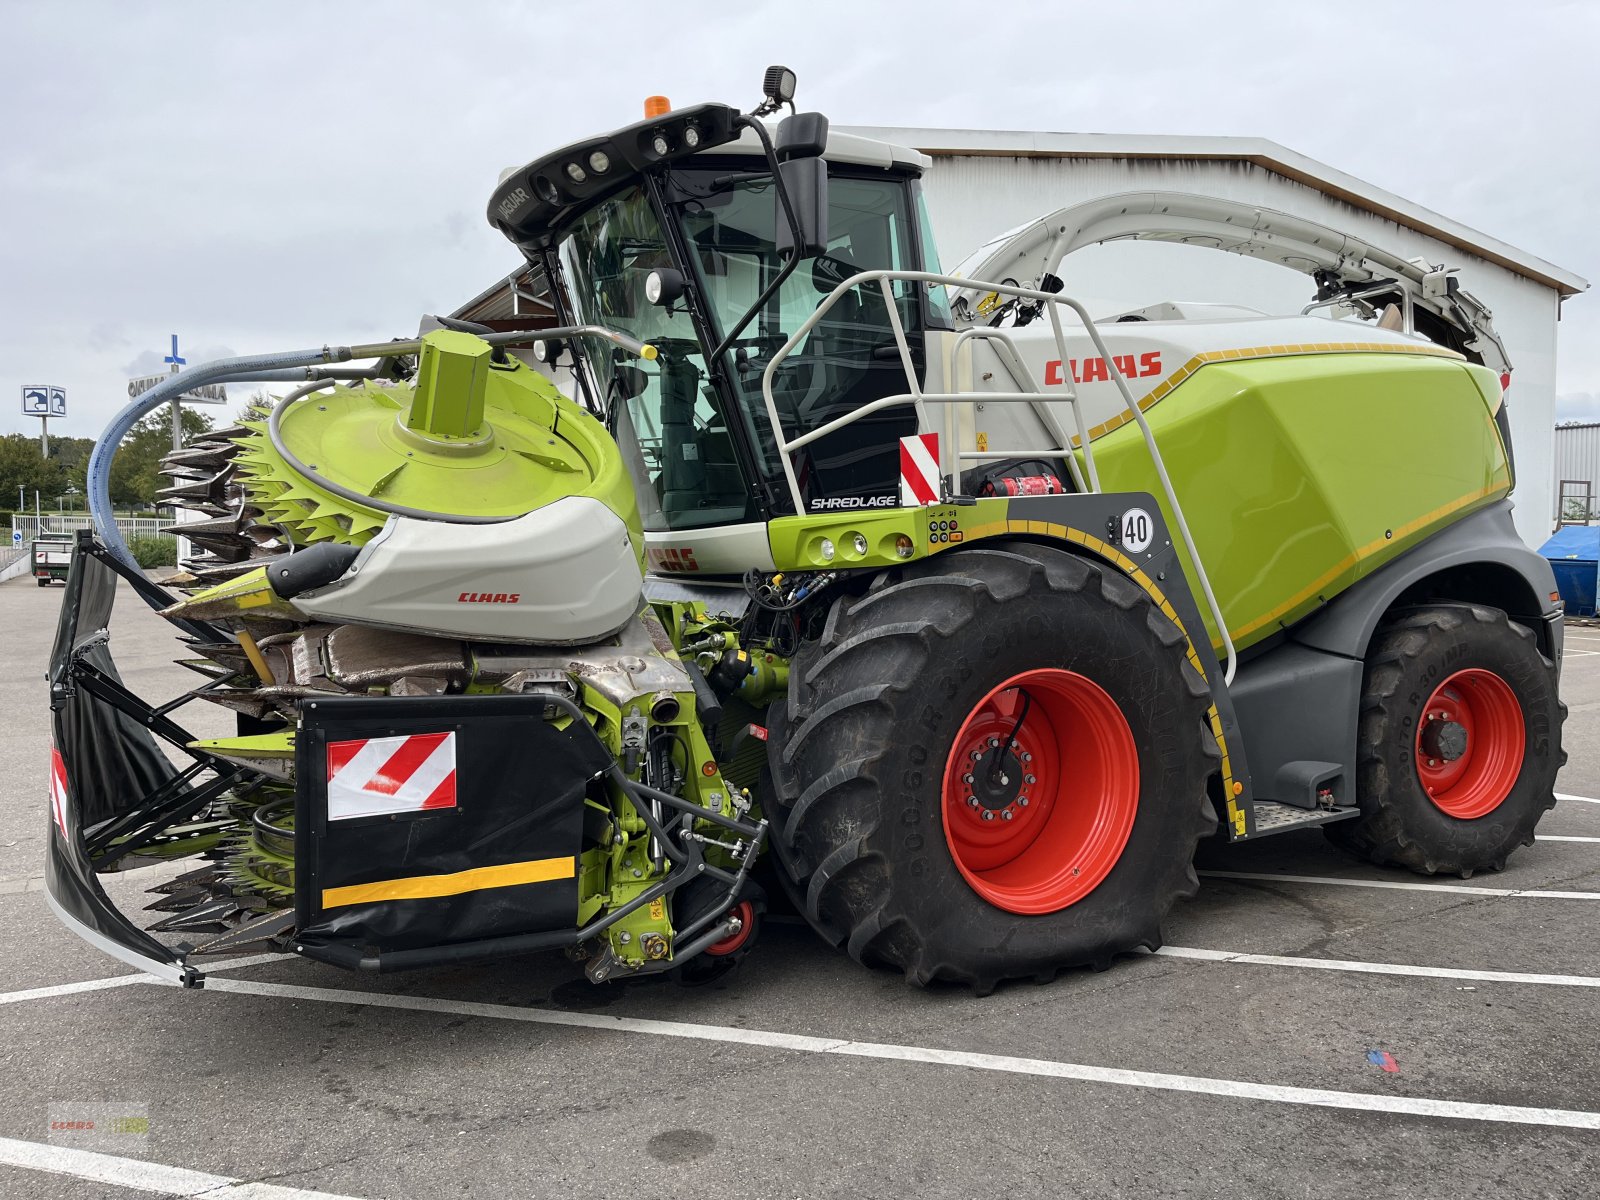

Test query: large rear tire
[1326,603,1564,876]
[766,543,1218,992]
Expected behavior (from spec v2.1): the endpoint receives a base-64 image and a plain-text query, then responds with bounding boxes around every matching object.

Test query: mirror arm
[708,114,807,361]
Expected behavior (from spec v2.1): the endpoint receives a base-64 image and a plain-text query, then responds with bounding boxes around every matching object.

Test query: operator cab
[488,74,949,559]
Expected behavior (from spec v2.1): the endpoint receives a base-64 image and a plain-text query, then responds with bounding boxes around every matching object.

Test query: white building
[1554,422,1600,521]
[847,127,1587,550]
[459,126,1588,549]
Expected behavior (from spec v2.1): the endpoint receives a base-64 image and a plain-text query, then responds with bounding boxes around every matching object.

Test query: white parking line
[1556,792,1600,804]
[1158,946,1600,988]
[180,976,1600,1130]
[1539,834,1600,843]
[0,953,285,1007]
[1200,870,1600,899]
[0,1134,367,1199]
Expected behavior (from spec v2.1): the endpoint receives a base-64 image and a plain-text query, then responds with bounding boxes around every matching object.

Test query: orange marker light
[644,95,671,118]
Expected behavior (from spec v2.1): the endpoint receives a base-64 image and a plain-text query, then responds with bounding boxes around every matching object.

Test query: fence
[10,515,175,545]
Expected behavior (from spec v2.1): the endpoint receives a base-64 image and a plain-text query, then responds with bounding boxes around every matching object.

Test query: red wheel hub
[941,669,1139,914]
[704,901,756,957]
[1414,668,1525,819]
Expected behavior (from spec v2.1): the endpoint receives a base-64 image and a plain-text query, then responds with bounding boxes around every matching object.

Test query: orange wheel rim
[1415,668,1525,819]
[941,669,1139,914]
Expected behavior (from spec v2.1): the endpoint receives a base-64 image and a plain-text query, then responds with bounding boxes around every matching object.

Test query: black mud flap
[293,694,608,972]
[45,539,210,987]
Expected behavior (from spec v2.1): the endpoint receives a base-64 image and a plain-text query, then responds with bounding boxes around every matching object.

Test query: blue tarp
[1538,525,1600,616]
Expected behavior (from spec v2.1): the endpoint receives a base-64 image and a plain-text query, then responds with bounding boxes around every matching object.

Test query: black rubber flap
[45,546,195,981]
[295,694,604,954]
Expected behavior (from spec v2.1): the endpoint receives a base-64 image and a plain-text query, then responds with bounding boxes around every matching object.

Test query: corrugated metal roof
[841,126,1589,299]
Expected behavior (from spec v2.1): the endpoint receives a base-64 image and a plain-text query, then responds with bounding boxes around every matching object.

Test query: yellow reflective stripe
[321,856,575,910]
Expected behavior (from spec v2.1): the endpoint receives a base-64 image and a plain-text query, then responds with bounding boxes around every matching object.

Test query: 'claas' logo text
[458,592,521,603]
[1044,352,1162,386]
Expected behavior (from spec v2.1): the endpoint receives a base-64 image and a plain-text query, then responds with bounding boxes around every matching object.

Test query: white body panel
[296,497,643,645]
[642,520,775,579]
[944,314,1442,465]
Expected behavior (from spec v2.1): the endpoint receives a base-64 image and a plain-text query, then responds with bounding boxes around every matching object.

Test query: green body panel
[1082,353,1511,649]
[766,497,1012,571]
[763,353,1509,654]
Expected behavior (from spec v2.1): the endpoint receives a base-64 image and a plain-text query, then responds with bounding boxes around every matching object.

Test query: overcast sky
[2,0,1596,440]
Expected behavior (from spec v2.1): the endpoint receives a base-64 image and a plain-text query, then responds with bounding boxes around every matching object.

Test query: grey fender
[1227,500,1560,812]
[1292,501,1560,662]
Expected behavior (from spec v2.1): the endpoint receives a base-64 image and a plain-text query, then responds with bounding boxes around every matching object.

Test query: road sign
[22,385,64,416]
[10,530,21,547]
[127,374,228,405]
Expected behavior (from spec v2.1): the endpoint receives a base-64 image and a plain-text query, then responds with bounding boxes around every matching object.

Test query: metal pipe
[88,348,364,572]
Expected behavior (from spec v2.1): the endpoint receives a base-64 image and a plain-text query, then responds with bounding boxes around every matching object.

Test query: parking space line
[1556,792,1600,804]
[1200,870,1600,899]
[0,953,285,1008]
[1158,945,1600,988]
[1539,834,1600,843]
[181,976,1600,1130]
[0,1134,368,1199]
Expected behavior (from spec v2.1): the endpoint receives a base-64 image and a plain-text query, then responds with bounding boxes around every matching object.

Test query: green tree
[108,408,216,509]
[0,433,71,508]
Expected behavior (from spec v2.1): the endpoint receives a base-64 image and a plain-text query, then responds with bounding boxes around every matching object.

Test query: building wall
[894,151,1562,549]
[1555,423,1600,518]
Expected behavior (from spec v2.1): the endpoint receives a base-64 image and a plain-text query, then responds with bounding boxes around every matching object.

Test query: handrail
[756,268,1237,685]
[949,328,1086,493]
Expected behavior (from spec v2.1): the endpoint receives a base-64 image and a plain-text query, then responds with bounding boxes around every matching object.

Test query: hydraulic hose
[87,347,367,572]
[89,325,655,573]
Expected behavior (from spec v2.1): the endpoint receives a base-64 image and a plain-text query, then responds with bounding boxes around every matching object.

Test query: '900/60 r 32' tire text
[766,543,1218,992]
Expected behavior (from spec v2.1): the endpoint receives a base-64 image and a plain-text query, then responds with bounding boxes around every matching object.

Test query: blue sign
[163,334,185,367]
[22,385,64,416]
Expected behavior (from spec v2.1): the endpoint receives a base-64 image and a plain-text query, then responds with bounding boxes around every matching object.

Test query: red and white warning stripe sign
[899,432,941,506]
[326,732,457,821]
[49,747,69,839]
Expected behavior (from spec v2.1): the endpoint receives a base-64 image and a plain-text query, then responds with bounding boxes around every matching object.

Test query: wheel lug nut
[1001,810,1013,820]
[981,810,994,821]
[963,773,974,784]
[968,796,979,808]
[1024,774,1036,785]
[1018,797,1028,807]
[988,737,1000,749]
[1022,753,1033,763]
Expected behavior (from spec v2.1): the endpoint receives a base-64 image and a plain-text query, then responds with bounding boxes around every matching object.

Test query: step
[1249,800,1361,838]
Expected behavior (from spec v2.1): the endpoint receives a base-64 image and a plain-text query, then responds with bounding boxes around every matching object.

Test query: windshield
[674,170,925,509]
[558,187,756,531]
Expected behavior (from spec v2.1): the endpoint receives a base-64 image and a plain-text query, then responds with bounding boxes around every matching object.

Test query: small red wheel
[1414,668,1526,819]
[704,900,757,957]
[941,668,1139,915]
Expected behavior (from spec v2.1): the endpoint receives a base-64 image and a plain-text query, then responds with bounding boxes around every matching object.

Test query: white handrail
[755,268,1237,684]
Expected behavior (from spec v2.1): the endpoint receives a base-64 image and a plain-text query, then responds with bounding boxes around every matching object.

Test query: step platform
[1250,800,1361,838]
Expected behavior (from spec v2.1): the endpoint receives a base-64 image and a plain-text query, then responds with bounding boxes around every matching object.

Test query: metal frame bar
[757,268,1238,683]
[1302,283,1414,333]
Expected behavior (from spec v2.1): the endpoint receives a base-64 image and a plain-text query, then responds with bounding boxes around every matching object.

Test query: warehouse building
[1555,422,1600,522]
[458,126,1588,549]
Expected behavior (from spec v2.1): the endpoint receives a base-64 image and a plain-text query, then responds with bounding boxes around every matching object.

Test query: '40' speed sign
[1118,506,1154,554]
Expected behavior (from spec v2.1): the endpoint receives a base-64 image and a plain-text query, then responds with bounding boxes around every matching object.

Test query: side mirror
[775,155,828,260]
[611,363,649,402]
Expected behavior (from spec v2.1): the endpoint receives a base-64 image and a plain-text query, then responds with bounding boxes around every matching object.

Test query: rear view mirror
[776,156,828,260]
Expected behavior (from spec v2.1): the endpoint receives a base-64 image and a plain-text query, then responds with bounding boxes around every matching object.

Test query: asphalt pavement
[2,573,1598,1199]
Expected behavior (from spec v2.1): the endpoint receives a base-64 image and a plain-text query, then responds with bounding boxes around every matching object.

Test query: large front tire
[767,543,1217,992]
